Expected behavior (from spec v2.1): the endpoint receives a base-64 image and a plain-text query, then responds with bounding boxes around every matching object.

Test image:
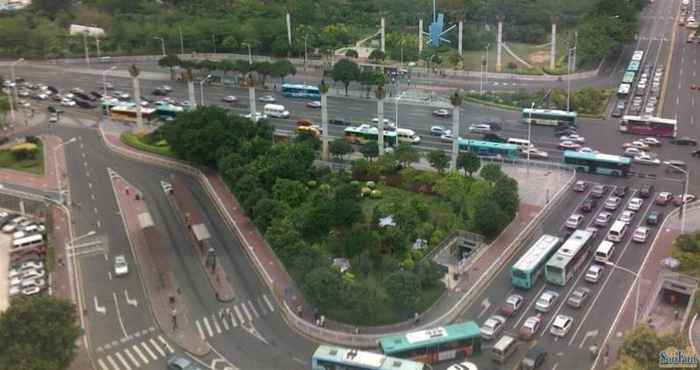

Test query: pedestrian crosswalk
[97,335,174,370]
[194,294,276,340]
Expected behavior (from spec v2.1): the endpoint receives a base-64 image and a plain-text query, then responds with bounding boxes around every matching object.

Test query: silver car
[480,315,506,340]
[535,290,559,312]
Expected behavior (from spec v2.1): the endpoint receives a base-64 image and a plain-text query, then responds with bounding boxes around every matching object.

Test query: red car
[501,294,525,317]
[656,192,674,206]
[519,315,543,340]
[674,194,696,206]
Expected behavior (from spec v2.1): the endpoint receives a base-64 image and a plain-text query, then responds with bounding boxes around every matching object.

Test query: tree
[272,178,308,207]
[0,296,81,370]
[394,143,420,168]
[457,152,480,176]
[368,49,386,64]
[473,198,509,238]
[303,266,345,311]
[158,54,181,81]
[383,270,420,314]
[270,59,297,85]
[618,325,678,369]
[31,0,71,17]
[480,163,503,183]
[265,217,305,260]
[427,150,450,173]
[331,59,360,95]
[361,141,379,161]
[494,176,519,219]
[345,49,359,58]
[252,198,286,232]
[329,138,353,159]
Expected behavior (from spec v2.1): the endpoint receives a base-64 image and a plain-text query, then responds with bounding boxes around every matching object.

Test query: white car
[480,315,506,340]
[619,210,636,223]
[21,286,42,296]
[244,112,268,120]
[446,361,477,370]
[371,117,395,127]
[306,100,321,108]
[623,141,650,150]
[60,99,76,107]
[440,132,455,143]
[521,148,549,159]
[634,154,661,166]
[628,197,644,211]
[585,265,603,283]
[565,214,584,229]
[161,181,173,194]
[623,147,645,157]
[258,95,276,103]
[2,216,27,233]
[604,196,622,210]
[468,124,491,133]
[642,137,662,146]
[578,147,599,154]
[560,134,585,143]
[550,315,574,337]
[632,226,650,243]
[430,126,449,136]
[432,108,451,117]
[114,255,129,276]
[21,278,46,289]
[594,211,612,226]
[559,140,582,150]
[160,85,172,92]
[21,269,46,280]
[535,290,559,312]
[222,95,238,103]
[36,93,49,100]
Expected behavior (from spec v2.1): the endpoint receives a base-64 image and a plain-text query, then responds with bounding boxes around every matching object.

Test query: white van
[263,104,290,118]
[594,240,616,263]
[396,128,421,144]
[12,234,44,250]
[607,221,629,243]
[491,335,518,363]
[507,138,533,149]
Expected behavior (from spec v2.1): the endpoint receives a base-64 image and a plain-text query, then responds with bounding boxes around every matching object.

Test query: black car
[47,86,58,94]
[639,184,655,198]
[74,92,95,102]
[90,91,103,99]
[581,198,598,213]
[670,136,698,146]
[50,94,62,102]
[329,118,350,125]
[611,107,624,118]
[75,99,96,109]
[152,88,168,96]
[521,346,548,370]
[555,127,578,136]
[614,186,629,197]
[692,149,700,158]
[646,210,664,226]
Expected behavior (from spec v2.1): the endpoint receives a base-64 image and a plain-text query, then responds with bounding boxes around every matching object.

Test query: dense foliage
[0,296,81,370]
[611,325,687,370]
[162,107,519,324]
[466,87,612,116]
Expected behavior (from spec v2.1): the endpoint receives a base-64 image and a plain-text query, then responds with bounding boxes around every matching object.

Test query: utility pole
[303,35,308,72]
[179,27,184,55]
[82,33,90,66]
[95,36,101,59]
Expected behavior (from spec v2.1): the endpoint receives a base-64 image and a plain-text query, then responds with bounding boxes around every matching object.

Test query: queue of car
[2,212,49,299]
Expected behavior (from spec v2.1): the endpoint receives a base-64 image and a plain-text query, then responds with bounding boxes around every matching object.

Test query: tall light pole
[243,43,253,65]
[667,162,690,234]
[10,58,23,124]
[527,101,535,174]
[303,35,309,72]
[199,74,211,106]
[484,43,490,93]
[54,137,77,205]
[604,261,641,326]
[102,66,117,97]
[154,36,166,56]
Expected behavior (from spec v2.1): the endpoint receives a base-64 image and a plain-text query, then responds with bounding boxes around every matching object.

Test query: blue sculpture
[426,0,456,47]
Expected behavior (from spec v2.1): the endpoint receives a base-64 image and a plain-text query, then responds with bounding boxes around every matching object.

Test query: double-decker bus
[521,108,577,127]
[622,71,636,84]
[344,124,398,144]
[281,83,321,100]
[379,321,481,364]
[457,139,519,159]
[511,234,562,289]
[563,151,631,177]
[627,60,641,73]
[619,115,677,138]
[544,229,595,286]
[312,345,430,370]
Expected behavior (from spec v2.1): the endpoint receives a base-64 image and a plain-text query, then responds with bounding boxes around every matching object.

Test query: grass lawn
[0,142,44,175]
[120,132,175,158]
[670,235,700,312]
[448,38,571,74]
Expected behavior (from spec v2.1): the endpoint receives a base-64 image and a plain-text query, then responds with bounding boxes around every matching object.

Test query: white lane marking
[124,290,138,307]
[112,292,129,337]
[106,355,120,370]
[140,342,157,361]
[478,298,491,318]
[203,316,213,337]
[94,296,106,314]
[115,352,132,370]
[97,358,109,370]
[263,294,275,312]
[195,319,205,340]
[221,314,230,331]
[212,314,222,334]
[677,96,680,105]
[256,297,267,315]
[511,284,548,329]
[94,207,99,214]
[149,338,165,357]
[229,310,238,327]
[247,301,260,318]
[123,347,140,368]
[88,182,93,189]
[234,305,245,324]
[158,335,174,353]
[241,302,253,322]
[578,329,599,349]
[132,345,149,364]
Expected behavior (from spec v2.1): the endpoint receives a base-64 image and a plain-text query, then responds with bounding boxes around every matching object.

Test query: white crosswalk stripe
[132,344,149,365]
[221,313,230,330]
[141,342,157,361]
[97,358,109,370]
[203,316,213,337]
[195,319,205,340]
[256,297,267,315]
[247,300,260,318]
[263,294,275,312]
[115,352,132,370]
[123,347,141,368]
[228,310,238,327]
[241,302,253,322]
[159,335,174,353]
[234,305,245,324]
[107,355,120,370]
[212,314,222,334]
[150,338,165,357]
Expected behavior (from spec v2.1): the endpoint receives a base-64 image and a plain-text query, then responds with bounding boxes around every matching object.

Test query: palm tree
[375,82,386,155]
[129,64,143,130]
[319,80,330,160]
[450,89,463,170]
[247,73,258,122]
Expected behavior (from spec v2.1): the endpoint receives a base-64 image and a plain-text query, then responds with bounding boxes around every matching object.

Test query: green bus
[511,234,562,289]
[622,71,636,84]
[458,139,519,159]
[312,345,430,370]
[379,321,481,365]
[344,124,398,145]
[521,108,577,127]
[563,151,632,177]
[544,229,595,286]
[627,60,640,73]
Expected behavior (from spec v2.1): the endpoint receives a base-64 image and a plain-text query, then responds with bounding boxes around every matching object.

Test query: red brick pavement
[0,135,64,191]
[112,175,209,356]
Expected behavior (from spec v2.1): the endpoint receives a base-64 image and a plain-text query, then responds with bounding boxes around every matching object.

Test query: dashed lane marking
[263,294,275,312]
[234,305,245,324]
[106,355,119,370]
[132,344,149,365]
[203,316,213,337]
[212,314,222,334]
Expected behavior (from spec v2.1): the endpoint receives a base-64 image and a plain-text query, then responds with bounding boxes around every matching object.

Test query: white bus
[396,128,421,144]
[544,229,594,286]
[263,104,290,118]
[12,234,45,250]
[511,234,562,289]
[507,138,533,149]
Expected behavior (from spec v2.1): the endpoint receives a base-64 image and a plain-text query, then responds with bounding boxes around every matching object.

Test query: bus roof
[156,104,185,112]
[512,235,561,272]
[13,234,44,245]
[457,138,519,150]
[521,108,577,118]
[282,83,320,90]
[345,124,397,137]
[111,105,158,114]
[563,150,632,165]
[379,321,480,354]
[313,345,426,370]
[546,229,593,268]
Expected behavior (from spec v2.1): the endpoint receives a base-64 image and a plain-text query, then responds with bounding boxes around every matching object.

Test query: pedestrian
[355,327,359,335]
[674,309,680,320]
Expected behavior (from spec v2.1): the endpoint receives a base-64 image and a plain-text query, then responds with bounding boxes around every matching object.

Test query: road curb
[659,5,681,116]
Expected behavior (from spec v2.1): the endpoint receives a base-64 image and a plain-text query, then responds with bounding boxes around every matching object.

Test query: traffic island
[110,171,209,356]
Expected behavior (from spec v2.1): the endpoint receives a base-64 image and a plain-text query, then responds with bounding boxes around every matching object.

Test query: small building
[69,24,105,38]
[332,258,351,273]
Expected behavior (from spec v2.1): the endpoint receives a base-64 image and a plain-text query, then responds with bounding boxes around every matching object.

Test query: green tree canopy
[361,141,380,161]
[457,152,481,176]
[394,143,420,168]
[383,270,420,314]
[479,163,504,183]
[331,59,360,95]
[329,138,353,159]
[427,150,450,173]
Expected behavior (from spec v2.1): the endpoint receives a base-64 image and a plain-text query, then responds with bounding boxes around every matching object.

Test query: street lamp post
[303,35,308,72]
[154,36,166,56]
[102,66,117,97]
[10,58,24,124]
[527,101,535,173]
[484,43,490,93]
[199,74,211,106]
[667,163,690,234]
[604,261,641,326]
[243,43,253,65]
[54,137,77,205]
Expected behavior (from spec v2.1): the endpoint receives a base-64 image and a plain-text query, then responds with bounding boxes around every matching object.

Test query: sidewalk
[0,134,64,193]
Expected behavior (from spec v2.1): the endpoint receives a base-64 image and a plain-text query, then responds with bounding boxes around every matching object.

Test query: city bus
[511,234,562,289]
[521,108,577,127]
[544,229,595,286]
[156,103,185,120]
[631,50,644,61]
[281,83,321,100]
[617,84,631,98]
[108,104,157,123]
[457,139,519,159]
[627,60,640,73]
[563,151,631,177]
[312,345,430,370]
[619,115,677,138]
[344,124,398,144]
[379,321,481,364]
[622,71,636,84]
